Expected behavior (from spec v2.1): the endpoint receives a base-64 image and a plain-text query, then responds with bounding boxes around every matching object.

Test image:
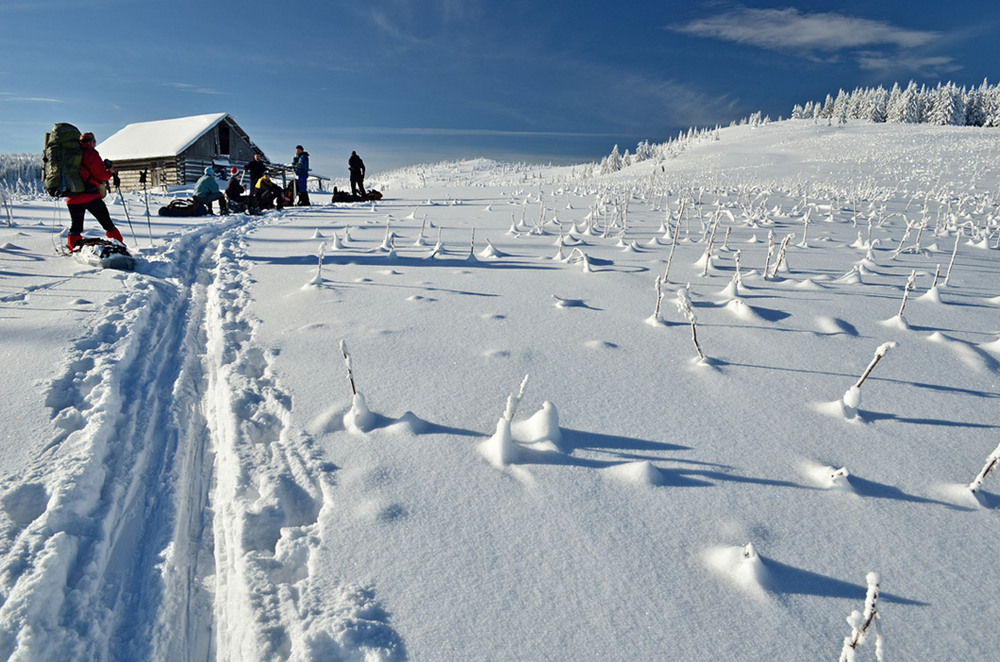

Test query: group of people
[192,148,311,214]
[195,147,369,213]
[65,135,370,251]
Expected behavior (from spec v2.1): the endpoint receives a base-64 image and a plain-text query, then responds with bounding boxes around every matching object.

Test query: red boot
[67,234,82,251]
[106,228,125,245]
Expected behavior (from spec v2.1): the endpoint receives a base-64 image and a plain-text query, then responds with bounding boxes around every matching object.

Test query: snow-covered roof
[96,112,229,161]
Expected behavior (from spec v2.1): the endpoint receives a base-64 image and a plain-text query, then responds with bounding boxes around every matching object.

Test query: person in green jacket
[193,166,227,215]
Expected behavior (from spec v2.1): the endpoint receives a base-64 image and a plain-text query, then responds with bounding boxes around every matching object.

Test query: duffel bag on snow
[158,198,210,217]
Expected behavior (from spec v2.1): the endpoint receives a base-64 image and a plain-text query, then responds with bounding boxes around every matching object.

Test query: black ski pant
[68,198,116,235]
[350,173,366,197]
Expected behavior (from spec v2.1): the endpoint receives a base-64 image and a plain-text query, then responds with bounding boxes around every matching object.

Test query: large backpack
[43,123,86,197]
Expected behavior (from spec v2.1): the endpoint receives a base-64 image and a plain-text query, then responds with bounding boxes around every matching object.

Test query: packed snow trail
[200,214,402,662]
[0,217,242,660]
[0,209,399,661]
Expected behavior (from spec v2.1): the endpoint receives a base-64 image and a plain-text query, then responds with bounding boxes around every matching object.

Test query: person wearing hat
[65,131,126,251]
[193,166,227,215]
[225,166,248,211]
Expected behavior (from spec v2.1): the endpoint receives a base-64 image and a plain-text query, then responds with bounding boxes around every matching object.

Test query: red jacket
[66,145,112,205]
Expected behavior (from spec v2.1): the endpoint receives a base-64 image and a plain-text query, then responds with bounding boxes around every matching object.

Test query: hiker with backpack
[292,145,310,206]
[194,167,228,215]
[65,132,126,251]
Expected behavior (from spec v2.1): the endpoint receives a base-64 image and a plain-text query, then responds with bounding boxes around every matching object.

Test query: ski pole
[113,171,137,244]
[1,188,13,226]
[140,170,153,245]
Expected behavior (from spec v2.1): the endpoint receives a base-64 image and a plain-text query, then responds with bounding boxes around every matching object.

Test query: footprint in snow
[1,483,49,528]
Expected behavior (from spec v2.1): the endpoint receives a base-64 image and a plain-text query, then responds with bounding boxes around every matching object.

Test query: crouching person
[225,167,248,212]
[254,173,285,210]
[194,166,227,215]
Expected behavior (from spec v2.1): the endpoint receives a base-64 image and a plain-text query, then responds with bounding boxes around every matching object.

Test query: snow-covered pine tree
[868,86,889,122]
[929,82,965,125]
[886,82,904,123]
[600,145,623,175]
[820,93,836,119]
[965,83,986,126]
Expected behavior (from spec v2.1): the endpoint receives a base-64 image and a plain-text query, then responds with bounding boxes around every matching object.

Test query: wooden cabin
[96,113,266,192]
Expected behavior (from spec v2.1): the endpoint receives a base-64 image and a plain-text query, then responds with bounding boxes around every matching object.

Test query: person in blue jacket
[194,166,227,215]
[292,145,310,205]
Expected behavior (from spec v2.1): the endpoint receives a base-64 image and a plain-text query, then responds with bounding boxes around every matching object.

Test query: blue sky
[2,1,999,177]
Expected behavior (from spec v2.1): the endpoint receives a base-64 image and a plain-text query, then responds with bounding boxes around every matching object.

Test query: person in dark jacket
[65,132,125,251]
[225,167,248,211]
[245,152,267,190]
[349,150,366,197]
[292,145,310,205]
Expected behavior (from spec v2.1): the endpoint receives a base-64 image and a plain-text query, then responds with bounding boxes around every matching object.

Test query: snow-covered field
[0,120,998,661]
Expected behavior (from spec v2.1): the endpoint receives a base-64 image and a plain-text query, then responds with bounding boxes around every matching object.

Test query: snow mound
[925,332,996,372]
[801,461,854,492]
[814,316,857,336]
[723,298,763,321]
[917,285,942,303]
[980,336,1000,356]
[602,460,665,487]
[703,543,769,598]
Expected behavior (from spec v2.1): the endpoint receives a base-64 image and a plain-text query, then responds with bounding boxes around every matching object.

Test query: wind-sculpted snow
[0,120,999,660]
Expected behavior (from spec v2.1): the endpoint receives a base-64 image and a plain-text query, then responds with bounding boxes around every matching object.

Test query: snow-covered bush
[968,440,1000,495]
[838,572,884,661]
[340,340,374,432]
[841,343,897,418]
[675,287,706,360]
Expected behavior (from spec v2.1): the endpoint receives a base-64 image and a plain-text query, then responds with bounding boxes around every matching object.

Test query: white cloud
[857,53,961,75]
[162,82,223,96]
[673,8,937,52]
[15,97,64,103]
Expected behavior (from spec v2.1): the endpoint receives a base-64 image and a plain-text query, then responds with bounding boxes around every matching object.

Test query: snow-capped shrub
[675,288,706,360]
[840,343,897,418]
[838,572,884,661]
[968,440,1000,495]
[340,340,374,432]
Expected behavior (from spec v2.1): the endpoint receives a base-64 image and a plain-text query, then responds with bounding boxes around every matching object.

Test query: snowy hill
[0,120,998,661]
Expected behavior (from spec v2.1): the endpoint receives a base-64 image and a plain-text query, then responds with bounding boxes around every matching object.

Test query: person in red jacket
[65,132,125,251]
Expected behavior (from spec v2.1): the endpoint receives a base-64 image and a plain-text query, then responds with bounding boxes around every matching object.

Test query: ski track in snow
[0,212,397,661]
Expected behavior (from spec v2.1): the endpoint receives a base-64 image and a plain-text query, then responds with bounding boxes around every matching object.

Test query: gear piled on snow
[70,237,136,271]
[43,123,86,197]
